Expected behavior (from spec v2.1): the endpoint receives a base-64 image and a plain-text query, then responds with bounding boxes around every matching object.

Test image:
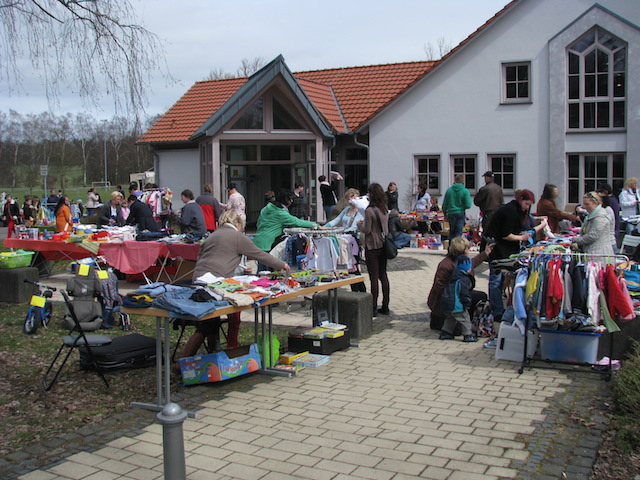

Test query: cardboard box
[278,351,309,365]
[288,329,351,355]
[293,354,330,368]
[179,344,261,385]
[539,329,601,364]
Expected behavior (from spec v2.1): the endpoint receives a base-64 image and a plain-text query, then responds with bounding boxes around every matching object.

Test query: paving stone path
[4,249,611,480]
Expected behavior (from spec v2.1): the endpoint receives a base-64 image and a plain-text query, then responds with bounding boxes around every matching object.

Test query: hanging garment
[571,263,587,314]
[513,268,529,322]
[545,259,564,319]
[617,278,636,321]
[562,263,573,314]
[604,265,634,319]
[586,263,601,325]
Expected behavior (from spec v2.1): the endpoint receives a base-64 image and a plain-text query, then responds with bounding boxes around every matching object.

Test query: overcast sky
[1,0,509,119]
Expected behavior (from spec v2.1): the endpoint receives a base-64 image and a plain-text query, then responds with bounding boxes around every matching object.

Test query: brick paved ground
[5,247,610,480]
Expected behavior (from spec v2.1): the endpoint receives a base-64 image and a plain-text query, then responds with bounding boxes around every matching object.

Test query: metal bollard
[157,402,187,480]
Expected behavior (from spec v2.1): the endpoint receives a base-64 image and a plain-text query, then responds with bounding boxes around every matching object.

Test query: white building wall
[369,0,640,214]
[156,149,200,210]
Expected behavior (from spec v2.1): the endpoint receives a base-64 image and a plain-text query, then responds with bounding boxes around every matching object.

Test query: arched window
[567,28,626,130]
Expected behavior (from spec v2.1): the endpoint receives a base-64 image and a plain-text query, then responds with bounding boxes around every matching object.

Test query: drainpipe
[353,132,370,187]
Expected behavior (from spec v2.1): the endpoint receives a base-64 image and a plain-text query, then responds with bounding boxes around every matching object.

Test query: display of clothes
[138,188,173,216]
[276,232,358,272]
[513,251,633,334]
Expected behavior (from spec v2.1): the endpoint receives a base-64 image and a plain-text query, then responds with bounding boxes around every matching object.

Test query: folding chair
[42,291,112,391]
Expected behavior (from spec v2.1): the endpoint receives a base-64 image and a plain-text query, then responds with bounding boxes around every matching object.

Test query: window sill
[566,128,626,134]
[500,100,532,105]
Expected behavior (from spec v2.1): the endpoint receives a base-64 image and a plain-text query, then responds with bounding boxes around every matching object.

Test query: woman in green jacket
[253,189,319,253]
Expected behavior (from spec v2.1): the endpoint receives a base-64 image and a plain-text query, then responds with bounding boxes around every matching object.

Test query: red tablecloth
[3,238,92,261]
[99,241,169,274]
[3,238,199,274]
[166,243,200,262]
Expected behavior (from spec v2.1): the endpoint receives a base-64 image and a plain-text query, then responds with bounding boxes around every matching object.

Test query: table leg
[131,316,196,418]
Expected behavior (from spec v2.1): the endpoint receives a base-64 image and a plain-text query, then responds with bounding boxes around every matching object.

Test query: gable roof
[139,59,437,144]
[192,55,334,140]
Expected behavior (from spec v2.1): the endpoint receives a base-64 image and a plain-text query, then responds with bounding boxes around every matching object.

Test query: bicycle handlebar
[23,279,57,292]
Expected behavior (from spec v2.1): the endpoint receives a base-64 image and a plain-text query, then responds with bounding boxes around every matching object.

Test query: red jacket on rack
[604,265,634,320]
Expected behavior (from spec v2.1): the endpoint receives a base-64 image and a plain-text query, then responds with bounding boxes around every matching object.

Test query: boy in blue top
[439,237,477,342]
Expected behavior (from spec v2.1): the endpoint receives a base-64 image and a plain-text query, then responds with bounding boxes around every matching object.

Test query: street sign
[40,165,48,176]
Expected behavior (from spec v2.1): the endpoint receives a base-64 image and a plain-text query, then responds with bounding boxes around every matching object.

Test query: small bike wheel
[23,308,41,334]
[41,303,53,328]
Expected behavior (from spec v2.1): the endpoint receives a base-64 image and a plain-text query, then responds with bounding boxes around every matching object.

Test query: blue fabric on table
[134,282,183,297]
[151,287,231,319]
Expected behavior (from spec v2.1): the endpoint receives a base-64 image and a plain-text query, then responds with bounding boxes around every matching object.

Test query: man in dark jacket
[177,189,207,237]
[125,195,159,232]
[474,171,503,231]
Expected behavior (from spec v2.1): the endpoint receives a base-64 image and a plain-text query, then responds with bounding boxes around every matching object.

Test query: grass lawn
[0,299,290,456]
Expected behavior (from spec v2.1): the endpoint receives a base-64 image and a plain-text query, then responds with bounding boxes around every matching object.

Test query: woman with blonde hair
[325,188,364,232]
[183,209,291,358]
[573,192,614,256]
[97,191,125,227]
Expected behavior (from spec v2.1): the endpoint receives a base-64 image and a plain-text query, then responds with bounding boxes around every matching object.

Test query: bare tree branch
[0,0,173,117]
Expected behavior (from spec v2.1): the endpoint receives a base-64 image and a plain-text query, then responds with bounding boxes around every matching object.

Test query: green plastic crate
[0,251,35,269]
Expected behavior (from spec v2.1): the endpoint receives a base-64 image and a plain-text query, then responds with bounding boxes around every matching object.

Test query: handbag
[373,208,398,260]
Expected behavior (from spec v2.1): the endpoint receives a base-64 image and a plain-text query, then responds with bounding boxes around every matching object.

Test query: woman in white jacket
[619,177,640,233]
[414,183,431,211]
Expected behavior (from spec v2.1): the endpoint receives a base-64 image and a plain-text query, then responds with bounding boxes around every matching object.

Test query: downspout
[353,132,370,185]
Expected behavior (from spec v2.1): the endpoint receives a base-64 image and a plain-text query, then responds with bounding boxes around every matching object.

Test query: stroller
[64,266,130,331]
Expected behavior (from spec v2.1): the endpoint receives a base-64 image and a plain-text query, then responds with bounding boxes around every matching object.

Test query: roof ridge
[295,59,436,75]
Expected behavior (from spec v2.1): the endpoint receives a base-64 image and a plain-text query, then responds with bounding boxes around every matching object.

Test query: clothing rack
[514,250,630,380]
[283,227,346,236]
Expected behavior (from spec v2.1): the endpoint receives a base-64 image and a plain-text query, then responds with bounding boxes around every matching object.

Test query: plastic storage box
[539,329,601,364]
[495,322,538,362]
[0,251,35,269]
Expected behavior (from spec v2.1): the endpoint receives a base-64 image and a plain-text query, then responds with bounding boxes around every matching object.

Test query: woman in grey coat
[573,191,614,256]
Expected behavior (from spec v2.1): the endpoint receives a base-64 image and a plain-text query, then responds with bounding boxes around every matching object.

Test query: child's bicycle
[23,279,57,334]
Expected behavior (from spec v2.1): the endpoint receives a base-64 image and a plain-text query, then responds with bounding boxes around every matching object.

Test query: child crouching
[439,237,477,342]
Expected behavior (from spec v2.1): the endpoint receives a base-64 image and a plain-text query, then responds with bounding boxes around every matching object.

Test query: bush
[613,341,640,452]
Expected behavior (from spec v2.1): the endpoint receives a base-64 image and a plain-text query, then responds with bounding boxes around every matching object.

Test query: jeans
[488,264,505,319]
[447,212,466,240]
[393,232,413,248]
[365,247,390,310]
[323,205,335,221]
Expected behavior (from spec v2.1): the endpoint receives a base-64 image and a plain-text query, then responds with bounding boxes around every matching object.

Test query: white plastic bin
[495,322,538,362]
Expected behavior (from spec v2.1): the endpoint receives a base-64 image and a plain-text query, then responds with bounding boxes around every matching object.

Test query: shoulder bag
[372,207,398,260]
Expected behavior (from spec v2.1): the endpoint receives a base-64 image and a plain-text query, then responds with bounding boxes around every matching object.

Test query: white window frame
[566,153,625,203]
[567,28,626,131]
[488,154,516,194]
[415,155,440,195]
[451,155,477,194]
[501,61,531,104]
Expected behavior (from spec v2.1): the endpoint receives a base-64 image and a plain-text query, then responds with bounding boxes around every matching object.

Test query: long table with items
[3,238,200,278]
[121,275,365,414]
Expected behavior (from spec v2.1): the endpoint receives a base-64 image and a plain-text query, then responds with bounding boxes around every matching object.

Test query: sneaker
[377,307,391,315]
[463,335,478,343]
[483,338,498,349]
[439,331,454,340]
[372,309,378,318]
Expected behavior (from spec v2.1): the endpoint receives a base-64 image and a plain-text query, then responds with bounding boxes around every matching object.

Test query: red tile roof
[139,78,246,144]
[296,61,436,132]
[140,61,436,143]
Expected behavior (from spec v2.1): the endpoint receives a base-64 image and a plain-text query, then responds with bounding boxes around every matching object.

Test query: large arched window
[567,28,626,130]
